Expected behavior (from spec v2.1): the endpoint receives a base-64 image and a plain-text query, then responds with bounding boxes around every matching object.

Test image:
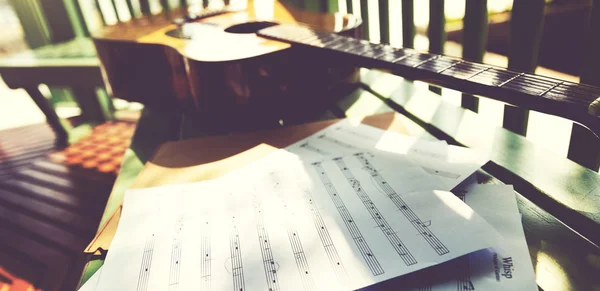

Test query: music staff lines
[200,234,211,291]
[354,153,450,256]
[136,234,155,291]
[311,162,385,276]
[317,134,357,149]
[457,256,474,291]
[423,167,461,179]
[252,199,281,291]
[456,194,474,291]
[229,215,245,291]
[299,142,329,155]
[333,158,418,266]
[299,187,349,284]
[168,217,184,291]
[270,174,315,290]
[333,126,376,142]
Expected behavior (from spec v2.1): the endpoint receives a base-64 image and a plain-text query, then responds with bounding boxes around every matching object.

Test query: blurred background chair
[0,0,202,145]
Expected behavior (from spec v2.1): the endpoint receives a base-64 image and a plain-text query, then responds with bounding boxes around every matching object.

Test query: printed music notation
[333,157,418,266]
[251,195,281,291]
[297,186,349,286]
[136,234,156,291]
[168,217,184,291]
[312,162,385,276]
[96,145,502,291]
[270,173,316,290]
[299,142,330,155]
[200,234,211,291]
[354,153,451,256]
[317,134,357,149]
[229,217,245,291]
[227,194,246,291]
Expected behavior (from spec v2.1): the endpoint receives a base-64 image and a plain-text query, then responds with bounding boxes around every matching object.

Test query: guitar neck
[257,24,600,135]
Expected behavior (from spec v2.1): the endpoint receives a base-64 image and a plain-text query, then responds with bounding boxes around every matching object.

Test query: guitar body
[92,1,362,127]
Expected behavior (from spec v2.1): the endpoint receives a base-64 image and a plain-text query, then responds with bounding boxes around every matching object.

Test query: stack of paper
[80,120,537,291]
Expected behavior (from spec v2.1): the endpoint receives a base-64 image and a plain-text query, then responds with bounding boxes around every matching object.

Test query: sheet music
[94,150,502,291]
[286,119,488,190]
[400,184,537,291]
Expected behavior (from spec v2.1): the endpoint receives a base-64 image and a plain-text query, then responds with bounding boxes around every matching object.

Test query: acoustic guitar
[92,1,362,128]
[93,1,600,136]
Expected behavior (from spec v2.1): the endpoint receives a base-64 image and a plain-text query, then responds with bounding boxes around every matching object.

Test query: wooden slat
[24,87,68,145]
[36,0,78,43]
[180,0,188,9]
[31,160,115,184]
[302,0,323,12]
[125,0,137,18]
[0,225,70,291]
[327,0,339,13]
[360,0,370,40]
[140,0,152,15]
[71,0,90,36]
[401,0,414,48]
[160,0,170,10]
[427,0,445,94]
[502,0,545,135]
[461,0,487,112]
[94,0,108,26]
[0,179,88,212]
[427,0,445,54]
[0,203,87,253]
[14,169,109,202]
[0,188,92,234]
[0,246,44,287]
[110,0,121,22]
[378,0,390,44]
[568,0,600,171]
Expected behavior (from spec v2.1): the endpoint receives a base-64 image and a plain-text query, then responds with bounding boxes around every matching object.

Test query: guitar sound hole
[225,21,278,34]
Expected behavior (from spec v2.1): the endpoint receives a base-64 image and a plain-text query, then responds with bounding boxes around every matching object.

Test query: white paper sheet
[285,119,488,190]
[399,184,537,291]
[95,151,502,291]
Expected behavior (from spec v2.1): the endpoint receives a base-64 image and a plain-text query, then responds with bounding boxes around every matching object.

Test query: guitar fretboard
[257,24,600,130]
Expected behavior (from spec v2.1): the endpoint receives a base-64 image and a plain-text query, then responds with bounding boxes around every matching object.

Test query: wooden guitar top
[92,1,361,62]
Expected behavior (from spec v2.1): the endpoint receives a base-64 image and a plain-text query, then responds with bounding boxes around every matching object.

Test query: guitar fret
[437,60,463,73]
[439,62,488,79]
[393,53,413,63]
[417,56,459,73]
[396,53,435,67]
[465,67,492,80]
[516,74,560,88]
[539,81,564,96]
[509,76,557,91]
[414,55,440,68]
[498,73,524,87]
